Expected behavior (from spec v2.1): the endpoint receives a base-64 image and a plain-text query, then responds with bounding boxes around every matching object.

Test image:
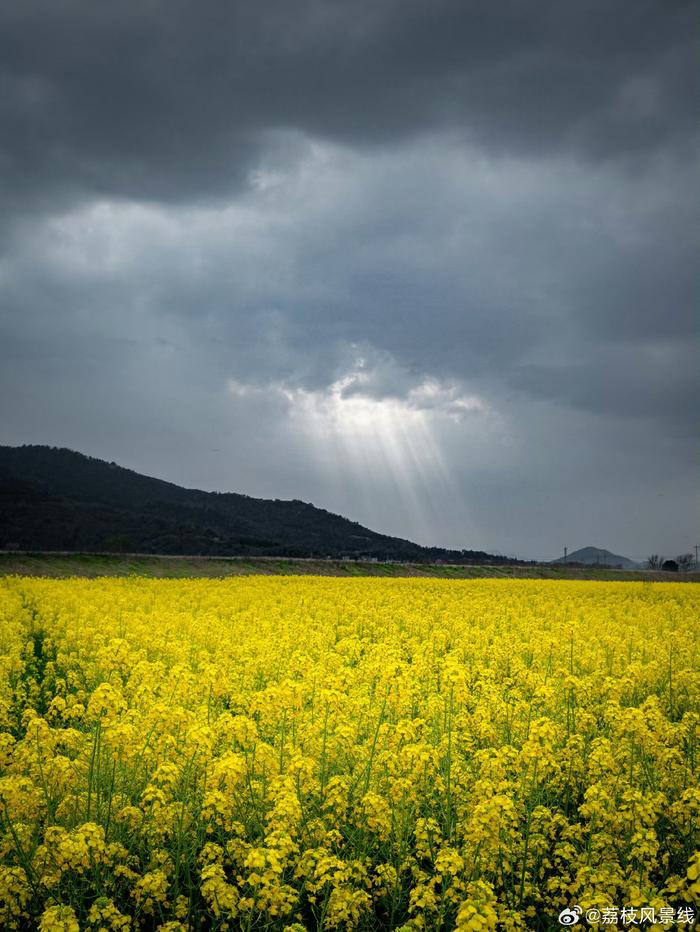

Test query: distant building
[662,559,679,572]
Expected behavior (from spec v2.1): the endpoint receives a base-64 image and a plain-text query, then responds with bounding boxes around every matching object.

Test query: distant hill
[0,445,508,563]
[552,546,639,569]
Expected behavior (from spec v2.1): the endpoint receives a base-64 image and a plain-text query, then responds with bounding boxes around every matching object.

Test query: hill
[552,546,639,569]
[0,445,506,563]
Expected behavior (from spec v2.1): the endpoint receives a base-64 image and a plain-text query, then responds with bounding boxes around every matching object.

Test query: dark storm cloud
[3,137,696,429]
[0,0,696,214]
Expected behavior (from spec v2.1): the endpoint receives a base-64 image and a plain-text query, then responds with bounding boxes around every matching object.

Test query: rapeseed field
[0,577,698,930]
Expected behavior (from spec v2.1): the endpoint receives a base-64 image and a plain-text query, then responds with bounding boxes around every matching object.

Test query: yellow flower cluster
[0,575,697,929]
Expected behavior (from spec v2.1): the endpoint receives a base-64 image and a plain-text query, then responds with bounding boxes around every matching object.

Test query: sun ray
[280,372,479,546]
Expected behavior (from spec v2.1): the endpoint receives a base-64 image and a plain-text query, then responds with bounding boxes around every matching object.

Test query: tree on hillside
[677,553,694,572]
[647,555,661,569]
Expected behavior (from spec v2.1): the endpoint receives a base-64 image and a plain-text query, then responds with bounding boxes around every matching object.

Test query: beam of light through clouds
[229,365,484,546]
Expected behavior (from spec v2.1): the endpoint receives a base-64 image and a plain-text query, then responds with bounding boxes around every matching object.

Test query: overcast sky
[1,0,698,560]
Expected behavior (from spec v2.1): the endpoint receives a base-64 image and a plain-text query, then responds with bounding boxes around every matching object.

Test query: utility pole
[564,546,567,562]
